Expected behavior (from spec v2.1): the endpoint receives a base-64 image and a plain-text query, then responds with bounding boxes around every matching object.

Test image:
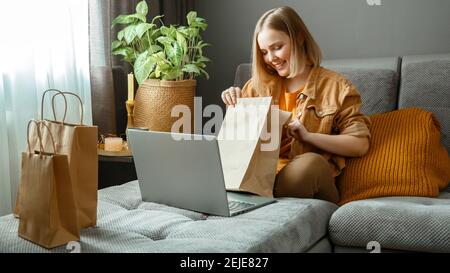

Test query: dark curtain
[89,0,195,136]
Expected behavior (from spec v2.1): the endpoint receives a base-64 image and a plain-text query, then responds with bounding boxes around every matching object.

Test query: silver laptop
[127,129,276,217]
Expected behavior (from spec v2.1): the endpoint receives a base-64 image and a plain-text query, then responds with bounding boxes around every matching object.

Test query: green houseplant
[111,0,210,132]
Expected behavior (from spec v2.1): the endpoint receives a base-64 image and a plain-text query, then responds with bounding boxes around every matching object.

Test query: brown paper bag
[28,89,98,229]
[218,97,292,197]
[18,120,79,249]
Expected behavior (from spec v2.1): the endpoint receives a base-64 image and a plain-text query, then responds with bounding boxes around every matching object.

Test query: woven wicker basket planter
[133,79,196,132]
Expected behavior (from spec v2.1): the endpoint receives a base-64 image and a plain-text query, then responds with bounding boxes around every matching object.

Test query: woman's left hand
[287,119,310,142]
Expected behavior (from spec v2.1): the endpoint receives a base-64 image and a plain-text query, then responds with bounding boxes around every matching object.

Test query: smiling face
[251,7,322,94]
[257,27,292,77]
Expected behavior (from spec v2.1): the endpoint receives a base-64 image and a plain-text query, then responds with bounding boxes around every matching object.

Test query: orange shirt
[277,87,303,172]
[278,87,302,157]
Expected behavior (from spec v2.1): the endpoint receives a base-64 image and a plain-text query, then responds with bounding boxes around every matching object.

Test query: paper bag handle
[40,89,68,122]
[26,120,57,155]
[51,92,84,125]
[26,120,43,154]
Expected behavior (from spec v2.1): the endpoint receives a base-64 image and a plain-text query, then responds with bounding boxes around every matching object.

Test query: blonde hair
[251,6,322,94]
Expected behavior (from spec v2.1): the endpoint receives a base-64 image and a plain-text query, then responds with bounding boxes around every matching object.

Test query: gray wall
[195,0,450,115]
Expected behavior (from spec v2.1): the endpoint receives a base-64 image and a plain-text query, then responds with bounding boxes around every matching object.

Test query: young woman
[221,6,371,203]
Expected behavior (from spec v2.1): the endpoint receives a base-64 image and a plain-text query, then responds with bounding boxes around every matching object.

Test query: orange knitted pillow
[337,107,450,205]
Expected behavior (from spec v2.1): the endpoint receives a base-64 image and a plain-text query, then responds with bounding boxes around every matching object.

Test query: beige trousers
[274,153,340,203]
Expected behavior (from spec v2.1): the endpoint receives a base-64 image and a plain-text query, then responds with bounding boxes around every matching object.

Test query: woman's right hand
[221,87,242,107]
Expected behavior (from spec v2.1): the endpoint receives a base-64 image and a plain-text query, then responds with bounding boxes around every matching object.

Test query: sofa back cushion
[322,57,400,116]
[398,54,450,153]
[337,108,450,204]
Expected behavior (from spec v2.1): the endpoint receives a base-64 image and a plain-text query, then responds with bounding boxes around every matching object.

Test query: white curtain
[0,0,92,216]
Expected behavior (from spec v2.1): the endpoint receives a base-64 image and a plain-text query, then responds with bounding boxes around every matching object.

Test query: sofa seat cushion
[0,181,338,253]
[329,192,450,252]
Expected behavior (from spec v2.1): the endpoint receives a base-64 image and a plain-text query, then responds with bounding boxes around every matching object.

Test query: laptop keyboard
[228,200,255,213]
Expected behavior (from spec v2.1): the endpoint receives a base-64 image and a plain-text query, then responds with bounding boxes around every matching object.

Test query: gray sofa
[0,53,448,253]
[234,53,450,253]
[329,54,450,253]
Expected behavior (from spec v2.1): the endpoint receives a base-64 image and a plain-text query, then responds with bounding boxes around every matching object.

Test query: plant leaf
[172,42,183,66]
[117,29,125,41]
[190,17,208,31]
[186,27,199,38]
[135,23,155,39]
[149,44,162,54]
[140,36,150,50]
[111,15,135,27]
[157,62,173,79]
[129,13,146,23]
[196,62,206,68]
[123,25,137,44]
[112,47,135,64]
[112,47,130,56]
[111,40,122,50]
[154,63,162,78]
[151,51,168,69]
[199,67,210,80]
[196,56,211,63]
[150,28,161,40]
[165,44,175,64]
[177,26,189,37]
[160,25,177,38]
[176,32,187,54]
[156,36,174,47]
[187,11,197,26]
[155,59,171,79]
[162,67,182,80]
[169,25,177,38]
[153,51,166,60]
[182,64,200,74]
[124,52,136,64]
[159,26,169,36]
[197,41,211,48]
[134,51,156,84]
[196,41,211,56]
[136,0,148,16]
[195,17,208,31]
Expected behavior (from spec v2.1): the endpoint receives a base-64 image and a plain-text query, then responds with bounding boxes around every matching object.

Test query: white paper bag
[218,97,292,197]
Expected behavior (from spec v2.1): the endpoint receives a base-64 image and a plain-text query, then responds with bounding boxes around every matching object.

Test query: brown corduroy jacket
[241,66,371,177]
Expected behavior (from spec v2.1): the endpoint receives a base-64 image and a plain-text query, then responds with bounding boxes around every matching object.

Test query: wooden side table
[98,155,137,189]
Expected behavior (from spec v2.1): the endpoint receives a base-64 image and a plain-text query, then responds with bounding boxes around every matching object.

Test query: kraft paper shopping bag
[218,97,292,197]
[28,89,98,229]
[17,120,79,249]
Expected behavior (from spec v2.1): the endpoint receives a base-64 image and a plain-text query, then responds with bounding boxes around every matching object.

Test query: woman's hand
[221,87,241,107]
[286,119,311,142]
